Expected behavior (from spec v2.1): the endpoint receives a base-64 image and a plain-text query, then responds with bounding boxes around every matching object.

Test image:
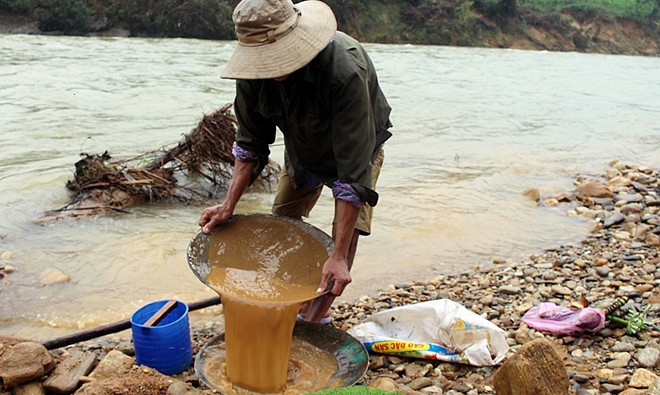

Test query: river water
[1,34,658,340]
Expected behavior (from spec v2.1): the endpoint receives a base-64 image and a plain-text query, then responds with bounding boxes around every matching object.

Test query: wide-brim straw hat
[221,0,337,80]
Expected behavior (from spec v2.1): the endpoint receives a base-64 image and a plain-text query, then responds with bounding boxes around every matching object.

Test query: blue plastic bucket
[130,300,192,375]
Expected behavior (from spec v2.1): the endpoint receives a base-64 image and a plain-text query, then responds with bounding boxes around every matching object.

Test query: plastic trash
[521,302,606,335]
[347,299,509,366]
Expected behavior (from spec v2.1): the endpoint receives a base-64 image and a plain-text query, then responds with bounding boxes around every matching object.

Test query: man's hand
[198,158,256,234]
[199,202,234,234]
[318,254,352,296]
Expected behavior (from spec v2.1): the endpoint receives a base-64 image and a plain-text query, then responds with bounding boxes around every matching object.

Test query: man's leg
[271,166,322,219]
[271,166,328,321]
[303,147,385,323]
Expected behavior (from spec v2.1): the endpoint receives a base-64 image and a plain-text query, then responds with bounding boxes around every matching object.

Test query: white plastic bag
[347,299,509,366]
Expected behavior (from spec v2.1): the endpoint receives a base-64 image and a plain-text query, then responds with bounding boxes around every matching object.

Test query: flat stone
[599,383,624,393]
[636,284,655,293]
[499,285,521,295]
[43,350,97,394]
[419,385,444,394]
[604,212,626,228]
[622,254,643,261]
[631,181,649,192]
[607,374,629,385]
[607,352,632,369]
[88,350,134,379]
[611,341,636,352]
[577,181,613,199]
[615,193,644,203]
[408,377,433,390]
[551,285,573,296]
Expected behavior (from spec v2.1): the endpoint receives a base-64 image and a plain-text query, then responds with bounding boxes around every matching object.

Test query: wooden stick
[41,295,221,350]
[143,300,177,327]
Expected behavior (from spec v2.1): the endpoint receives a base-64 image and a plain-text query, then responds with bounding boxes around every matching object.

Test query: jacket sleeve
[330,71,378,207]
[234,80,277,184]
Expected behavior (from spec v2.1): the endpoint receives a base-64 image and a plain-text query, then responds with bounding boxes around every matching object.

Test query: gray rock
[649,377,660,395]
[615,193,644,203]
[408,377,434,390]
[636,346,659,368]
[599,383,624,393]
[604,212,626,228]
[596,267,611,277]
[573,374,590,383]
[551,285,573,296]
[607,352,632,369]
[450,383,472,393]
[499,285,521,295]
[611,341,636,353]
[607,374,628,385]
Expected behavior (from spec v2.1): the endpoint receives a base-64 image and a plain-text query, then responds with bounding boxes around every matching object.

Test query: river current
[1,34,658,339]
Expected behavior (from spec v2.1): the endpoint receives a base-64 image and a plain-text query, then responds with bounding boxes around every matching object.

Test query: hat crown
[222,0,338,79]
[233,0,300,46]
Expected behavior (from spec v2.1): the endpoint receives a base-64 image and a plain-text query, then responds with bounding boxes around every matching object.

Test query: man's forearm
[331,199,360,260]
[224,159,255,209]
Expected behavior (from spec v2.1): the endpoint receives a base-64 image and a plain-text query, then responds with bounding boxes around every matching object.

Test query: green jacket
[233,31,392,206]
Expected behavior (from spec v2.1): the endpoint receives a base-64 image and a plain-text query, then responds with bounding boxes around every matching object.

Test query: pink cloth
[521,302,606,335]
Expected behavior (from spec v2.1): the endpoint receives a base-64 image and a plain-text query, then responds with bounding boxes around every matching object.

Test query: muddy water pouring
[187,214,368,393]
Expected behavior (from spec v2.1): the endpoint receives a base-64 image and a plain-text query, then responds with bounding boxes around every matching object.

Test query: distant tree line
[0,0,240,38]
[0,0,536,38]
[0,0,657,42]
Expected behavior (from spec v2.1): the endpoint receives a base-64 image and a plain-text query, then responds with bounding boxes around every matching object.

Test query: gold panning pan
[187,213,334,303]
[187,214,369,392]
[195,322,370,393]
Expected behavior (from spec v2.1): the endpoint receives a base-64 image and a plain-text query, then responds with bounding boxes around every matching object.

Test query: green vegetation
[33,0,90,32]
[519,0,657,19]
[0,0,657,48]
[309,386,398,395]
[0,0,238,38]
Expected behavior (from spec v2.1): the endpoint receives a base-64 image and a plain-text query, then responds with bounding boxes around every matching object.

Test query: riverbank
[0,159,658,394]
[1,2,658,56]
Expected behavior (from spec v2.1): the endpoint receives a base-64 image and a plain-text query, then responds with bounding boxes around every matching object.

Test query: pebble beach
[1,159,658,395]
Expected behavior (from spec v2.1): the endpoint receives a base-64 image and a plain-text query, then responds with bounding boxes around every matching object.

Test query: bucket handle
[143,300,178,327]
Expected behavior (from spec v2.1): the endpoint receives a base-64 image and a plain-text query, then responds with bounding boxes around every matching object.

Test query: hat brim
[221,1,337,80]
